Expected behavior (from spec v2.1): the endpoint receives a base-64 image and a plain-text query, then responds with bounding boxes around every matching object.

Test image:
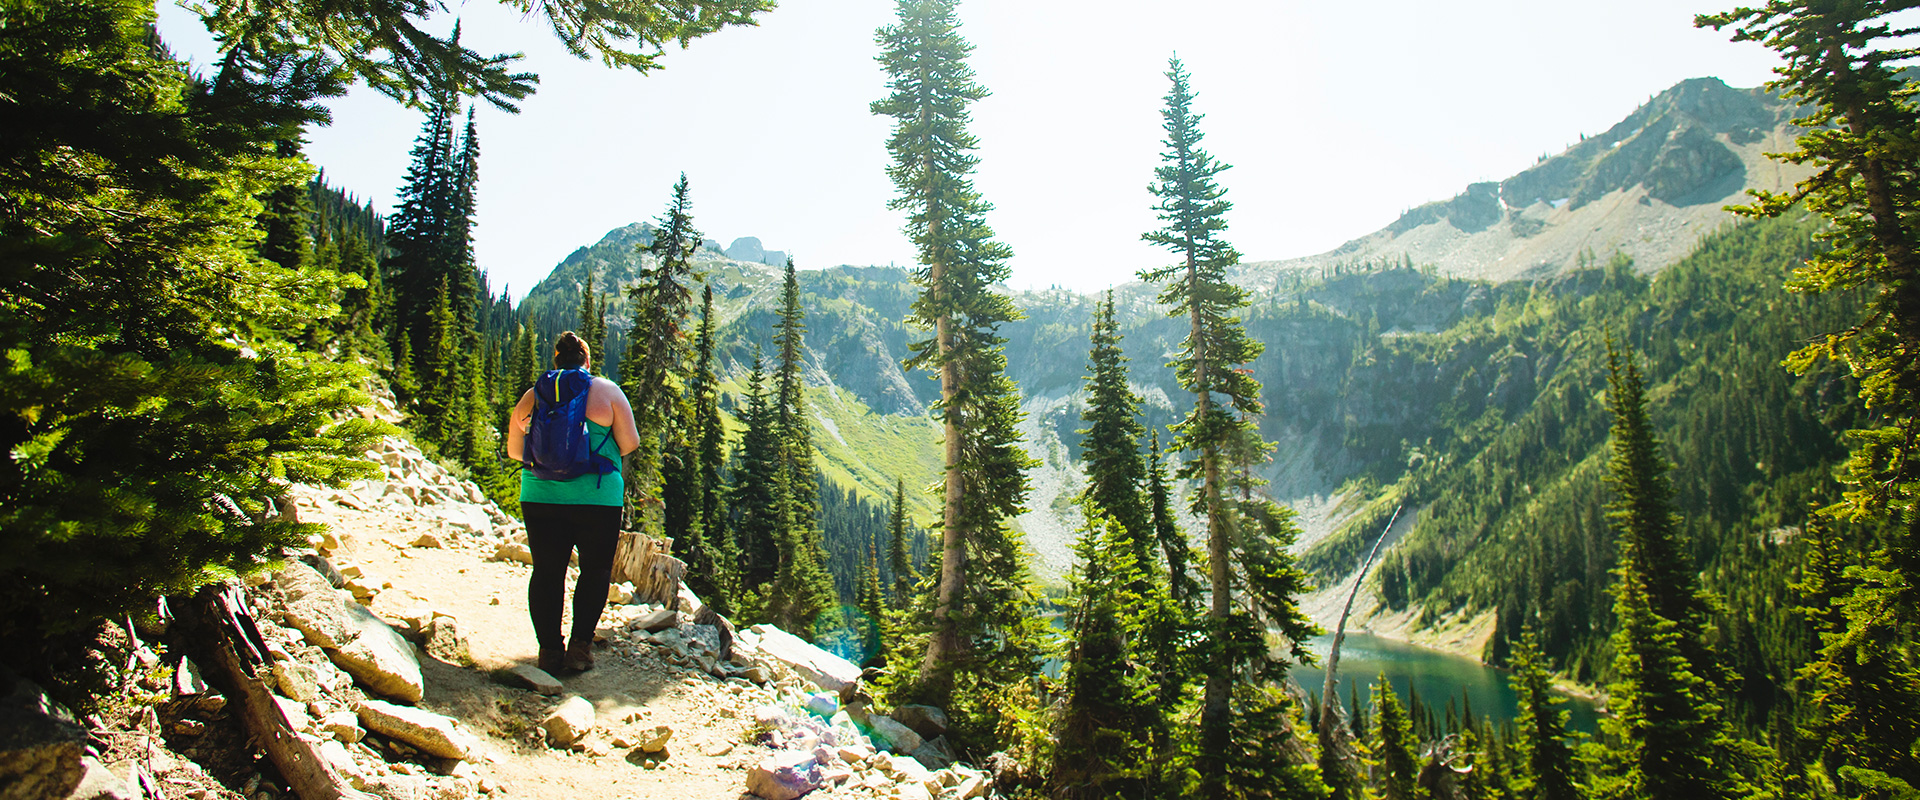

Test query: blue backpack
[524,368,618,482]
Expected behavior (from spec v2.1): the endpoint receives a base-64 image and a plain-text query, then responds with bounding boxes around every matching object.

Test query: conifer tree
[1510,628,1580,800]
[1052,507,1160,799]
[683,284,737,611]
[0,0,380,652]
[1147,430,1199,607]
[192,0,771,111]
[1791,522,1920,795]
[1139,56,1319,797]
[888,477,920,602]
[764,260,837,636]
[578,272,607,372]
[1078,290,1153,563]
[1374,676,1424,800]
[873,0,1046,712]
[1700,10,1920,791]
[731,350,783,608]
[386,96,462,379]
[258,140,315,274]
[1594,340,1752,800]
[1699,3,1920,534]
[856,542,888,664]
[622,174,702,524]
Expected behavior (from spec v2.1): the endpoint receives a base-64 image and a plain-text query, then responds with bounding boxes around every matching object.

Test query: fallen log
[169,583,370,800]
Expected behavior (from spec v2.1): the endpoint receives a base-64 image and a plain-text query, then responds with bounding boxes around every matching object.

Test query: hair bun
[553,331,590,369]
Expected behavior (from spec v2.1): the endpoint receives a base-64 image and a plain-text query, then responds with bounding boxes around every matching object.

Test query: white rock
[491,542,533,565]
[277,561,423,703]
[748,624,861,694]
[541,696,594,747]
[745,750,821,800]
[634,724,672,753]
[356,700,477,760]
[867,714,923,755]
[320,711,364,742]
[509,665,562,696]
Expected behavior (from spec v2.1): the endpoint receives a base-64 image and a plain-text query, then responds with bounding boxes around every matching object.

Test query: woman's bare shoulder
[590,376,628,398]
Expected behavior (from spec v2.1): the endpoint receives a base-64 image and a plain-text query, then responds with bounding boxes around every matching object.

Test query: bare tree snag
[170,583,370,800]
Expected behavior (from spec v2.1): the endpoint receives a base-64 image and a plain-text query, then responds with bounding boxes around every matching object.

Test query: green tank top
[519,419,624,506]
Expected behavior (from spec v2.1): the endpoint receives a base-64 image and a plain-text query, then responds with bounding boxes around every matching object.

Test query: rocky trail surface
[9,430,994,800]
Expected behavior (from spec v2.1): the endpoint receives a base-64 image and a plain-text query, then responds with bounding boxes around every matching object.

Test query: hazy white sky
[155,1,1783,298]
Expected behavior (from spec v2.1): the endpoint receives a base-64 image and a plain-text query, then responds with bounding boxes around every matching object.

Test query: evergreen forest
[1,1,1915,800]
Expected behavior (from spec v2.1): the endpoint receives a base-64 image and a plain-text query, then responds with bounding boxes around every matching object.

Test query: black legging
[521,502,623,653]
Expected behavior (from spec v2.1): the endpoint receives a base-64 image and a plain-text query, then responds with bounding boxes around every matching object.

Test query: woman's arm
[504,388,537,462]
[607,383,641,456]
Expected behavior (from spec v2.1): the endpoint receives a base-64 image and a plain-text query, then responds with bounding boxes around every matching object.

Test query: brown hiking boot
[563,641,594,673]
[537,648,564,674]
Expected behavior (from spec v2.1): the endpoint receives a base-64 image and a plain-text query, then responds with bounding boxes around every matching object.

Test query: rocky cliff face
[1237,77,1813,284]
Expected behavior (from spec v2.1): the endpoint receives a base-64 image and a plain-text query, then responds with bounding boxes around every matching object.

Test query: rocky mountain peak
[1241,76,1814,284]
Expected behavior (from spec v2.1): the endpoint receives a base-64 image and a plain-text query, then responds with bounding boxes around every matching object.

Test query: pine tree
[1374,675,1424,800]
[1077,290,1153,567]
[888,477,920,602]
[872,0,1046,715]
[764,259,837,638]
[192,0,770,110]
[1594,339,1752,800]
[683,284,738,612]
[385,96,461,381]
[1139,56,1319,797]
[0,0,380,660]
[622,174,702,528]
[1052,506,1160,799]
[1699,10,1920,792]
[258,139,315,274]
[856,542,888,664]
[578,272,606,371]
[1699,3,1920,534]
[731,350,784,608]
[1791,521,1920,795]
[1148,430,1199,607]
[1510,628,1580,800]
[452,107,481,340]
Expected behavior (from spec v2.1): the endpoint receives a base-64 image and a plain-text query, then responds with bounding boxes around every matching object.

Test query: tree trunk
[919,183,966,700]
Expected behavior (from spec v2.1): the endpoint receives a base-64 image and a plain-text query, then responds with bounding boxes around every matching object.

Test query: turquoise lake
[1290,633,1602,735]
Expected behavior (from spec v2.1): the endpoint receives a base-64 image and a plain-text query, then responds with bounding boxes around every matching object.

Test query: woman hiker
[505,331,640,674]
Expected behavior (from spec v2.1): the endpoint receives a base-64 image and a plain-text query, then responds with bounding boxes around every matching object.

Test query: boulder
[329,603,424,703]
[911,736,955,770]
[411,532,444,549]
[865,713,923,754]
[491,542,533,565]
[423,617,472,667]
[0,702,86,800]
[320,711,365,743]
[509,665,563,696]
[675,585,705,617]
[745,749,821,800]
[273,661,321,704]
[890,704,949,739]
[631,607,677,632]
[66,755,137,800]
[356,700,477,760]
[278,562,424,703]
[606,582,634,605]
[804,693,839,718]
[749,625,860,694]
[542,696,594,747]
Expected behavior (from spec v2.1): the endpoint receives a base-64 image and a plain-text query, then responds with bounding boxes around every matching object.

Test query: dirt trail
[297,493,769,800]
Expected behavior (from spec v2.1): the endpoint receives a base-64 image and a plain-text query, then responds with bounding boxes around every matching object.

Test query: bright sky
[155,1,1783,299]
